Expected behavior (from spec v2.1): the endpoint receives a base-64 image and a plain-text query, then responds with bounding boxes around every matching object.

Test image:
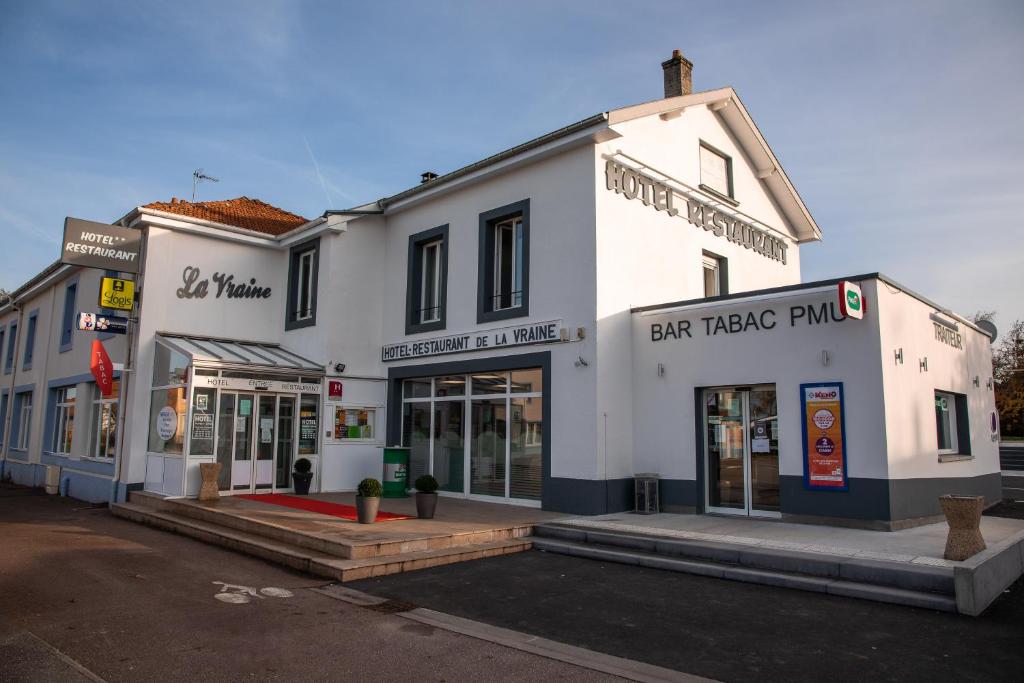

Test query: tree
[992,319,1024,437]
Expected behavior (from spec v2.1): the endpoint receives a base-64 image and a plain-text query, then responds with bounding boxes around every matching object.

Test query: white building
[0,51,999,528]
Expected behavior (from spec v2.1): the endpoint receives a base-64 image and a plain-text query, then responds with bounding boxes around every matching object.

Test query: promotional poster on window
[800,382,848,491]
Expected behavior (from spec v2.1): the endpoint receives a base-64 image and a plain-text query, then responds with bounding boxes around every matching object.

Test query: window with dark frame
[23,311,37,369]
[935,390,971,458]
[4,321,17,373]
[60,280,77,352]
[405,225,448,335]
[285,238,319,330]
[477,199,530,324]
[699,142,733,200]
[702,252,728,298]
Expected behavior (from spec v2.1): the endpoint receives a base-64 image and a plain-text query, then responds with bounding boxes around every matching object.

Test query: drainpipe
[110,225,147,504]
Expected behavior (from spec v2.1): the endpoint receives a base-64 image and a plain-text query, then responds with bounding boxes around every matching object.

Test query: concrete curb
[399,608,715,683]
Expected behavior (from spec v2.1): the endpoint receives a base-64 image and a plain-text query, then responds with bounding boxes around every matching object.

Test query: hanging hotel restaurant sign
[800,382,849,491]
[99,276,136,311]
[838,281,864,320]
[604,159,788,264]
[382,320,563,362]
[62,218,142,274]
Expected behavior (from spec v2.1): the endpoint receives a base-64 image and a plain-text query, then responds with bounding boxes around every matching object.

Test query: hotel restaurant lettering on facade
[0,52,1000,529]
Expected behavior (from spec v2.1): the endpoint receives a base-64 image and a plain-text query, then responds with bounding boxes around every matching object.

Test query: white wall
[876,282,999,480]
[594,104,806,482]
[378,144,600,480]
[631,282,887,484]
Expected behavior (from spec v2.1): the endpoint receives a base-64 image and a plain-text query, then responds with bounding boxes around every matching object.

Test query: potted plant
[356,478,381,524]
[414,474,439,519]
[292,458,314,495]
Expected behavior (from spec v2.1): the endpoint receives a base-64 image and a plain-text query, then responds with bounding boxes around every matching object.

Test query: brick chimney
[661,49,693,98]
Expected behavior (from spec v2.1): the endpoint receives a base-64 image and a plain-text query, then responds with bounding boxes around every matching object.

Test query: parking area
[353,507,1024,682]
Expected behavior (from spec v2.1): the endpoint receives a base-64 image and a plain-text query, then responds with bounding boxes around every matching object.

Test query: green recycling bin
[382,446,410,498]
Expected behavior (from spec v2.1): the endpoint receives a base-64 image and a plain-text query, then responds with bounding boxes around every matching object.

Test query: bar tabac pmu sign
[62,217,141,274]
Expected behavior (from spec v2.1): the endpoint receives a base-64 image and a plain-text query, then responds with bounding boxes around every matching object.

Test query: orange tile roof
[143,197,309,236]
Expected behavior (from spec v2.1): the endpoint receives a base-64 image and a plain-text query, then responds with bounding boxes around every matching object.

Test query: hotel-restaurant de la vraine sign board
[62,217,142,274]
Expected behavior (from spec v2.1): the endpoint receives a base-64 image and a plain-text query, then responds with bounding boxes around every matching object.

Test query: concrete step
[111,502,532,582]
[531,536,956,613]
[126,491,532,561]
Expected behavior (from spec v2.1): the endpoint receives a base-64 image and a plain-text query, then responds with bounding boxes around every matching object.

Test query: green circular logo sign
[846,290,861,310]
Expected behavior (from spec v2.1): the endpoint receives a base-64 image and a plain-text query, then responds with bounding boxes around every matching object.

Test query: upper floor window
[286,238,319,330]
[4,321,17,374]
[406,225,449,334]
[60,279,78,352]
[0,391,8,447]
[0,327,6,374]
[702,252,728,297]
[699,142,733,200]
[478,199,530,324]
[23,311,37,370]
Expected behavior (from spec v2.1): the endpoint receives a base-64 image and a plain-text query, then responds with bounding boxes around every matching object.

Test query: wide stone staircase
[111,491,533,582]
[531,521,959,612]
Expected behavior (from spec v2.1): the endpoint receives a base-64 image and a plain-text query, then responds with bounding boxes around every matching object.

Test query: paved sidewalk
[558,511,1024,568]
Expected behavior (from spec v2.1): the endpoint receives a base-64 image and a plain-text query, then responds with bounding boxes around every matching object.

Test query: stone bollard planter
[198,463,222,502]
[940,494,986,561]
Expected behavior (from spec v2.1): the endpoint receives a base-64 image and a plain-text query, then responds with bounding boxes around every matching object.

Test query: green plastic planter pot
[382,447,410,498]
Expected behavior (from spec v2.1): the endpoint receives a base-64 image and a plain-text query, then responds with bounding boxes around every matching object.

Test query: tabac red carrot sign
[800,382,848,490]
[90,339,115,398]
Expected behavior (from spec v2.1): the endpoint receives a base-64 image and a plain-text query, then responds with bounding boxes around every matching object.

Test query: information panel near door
[800,382,848,490]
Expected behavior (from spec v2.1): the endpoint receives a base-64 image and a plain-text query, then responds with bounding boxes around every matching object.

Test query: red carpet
[237,493,412,521]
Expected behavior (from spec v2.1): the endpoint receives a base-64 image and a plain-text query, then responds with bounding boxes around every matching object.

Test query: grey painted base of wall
[3,460,46,488]
[1,458,118,504]
[544,472,1003,523]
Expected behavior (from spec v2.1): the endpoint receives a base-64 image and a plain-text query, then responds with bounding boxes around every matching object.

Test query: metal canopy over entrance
[155,332,323,374]
[145,333,324,498]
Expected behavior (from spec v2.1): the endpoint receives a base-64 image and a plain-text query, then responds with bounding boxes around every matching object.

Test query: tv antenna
[192,169,220,201]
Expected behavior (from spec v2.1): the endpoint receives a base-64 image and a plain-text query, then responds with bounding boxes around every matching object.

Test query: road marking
[212,581,294,604]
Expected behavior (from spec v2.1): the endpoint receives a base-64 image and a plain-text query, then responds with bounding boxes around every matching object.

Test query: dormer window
[699,142,733,200]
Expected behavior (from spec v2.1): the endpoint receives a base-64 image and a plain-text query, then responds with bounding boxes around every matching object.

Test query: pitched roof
[143,197,309,236]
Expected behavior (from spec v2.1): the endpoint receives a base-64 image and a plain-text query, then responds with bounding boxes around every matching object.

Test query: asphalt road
[0,486,619,682]
[354,513,1024,682]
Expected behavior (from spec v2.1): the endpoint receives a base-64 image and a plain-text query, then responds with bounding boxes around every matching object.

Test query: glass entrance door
[704,386,779,517]
[215,392,298,495]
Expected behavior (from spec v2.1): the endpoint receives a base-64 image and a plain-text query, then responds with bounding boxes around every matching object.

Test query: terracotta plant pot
[356,496,380,524]
[940,494,986,561]
[416,492,438,519]
[198,463,222,501]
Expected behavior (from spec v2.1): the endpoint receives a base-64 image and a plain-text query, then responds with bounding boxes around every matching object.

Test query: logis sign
[604,159,789,264]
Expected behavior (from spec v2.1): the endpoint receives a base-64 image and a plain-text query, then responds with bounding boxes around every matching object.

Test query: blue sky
[1,0,1022,332]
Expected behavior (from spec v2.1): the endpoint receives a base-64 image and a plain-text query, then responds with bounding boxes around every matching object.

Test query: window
[14,391,32,450]
[0,328,5,374]
[478,200,530,324]
[699,143,733,200]
[4,321,16,373]
[91,380,119,459]
[935,390,970,457]
[286,238,319,330]
[0,391,8,446]
[400,368,543,501]
[333,407,375,440]
[406,225,449,334]
[148,342,188,454]
[23,311,37,370]
[60,280,78,352]
[702,252,728,297]
[52,387,76,455]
